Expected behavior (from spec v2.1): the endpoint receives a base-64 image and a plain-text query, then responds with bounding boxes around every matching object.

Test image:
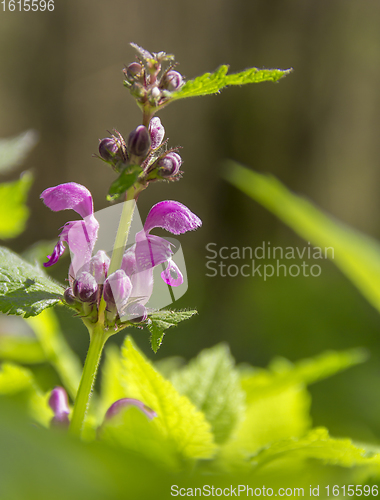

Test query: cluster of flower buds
[122,43,184,112]
[63,248,148,329]
[98,116,183,188]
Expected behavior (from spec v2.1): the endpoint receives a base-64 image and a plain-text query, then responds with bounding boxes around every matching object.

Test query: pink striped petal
[41,182,94,218]
[161,260,183,287]
[143,200,201,235]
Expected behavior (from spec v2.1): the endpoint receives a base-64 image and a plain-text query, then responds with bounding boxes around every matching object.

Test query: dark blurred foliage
[1,0,380,442]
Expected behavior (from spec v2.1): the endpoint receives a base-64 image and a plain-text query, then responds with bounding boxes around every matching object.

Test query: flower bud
[63,287,77,306]
[103,270,132,311]
[161,70,183,92]
[49,387,70,428]
[127,125,151,157]
[125,302,148,323]
[73,272,98,303]
[157,152,182,176]
[98,137,119,162]
[125,62,142,81]
[121,248,137,277]
[148,117,165,149]
[90,250,110,284]
[105,398,157,421]
[130,82,146,99]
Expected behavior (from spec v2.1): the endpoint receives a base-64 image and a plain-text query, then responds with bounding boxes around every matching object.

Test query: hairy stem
[69,323,107,437]
[108,193,136,276]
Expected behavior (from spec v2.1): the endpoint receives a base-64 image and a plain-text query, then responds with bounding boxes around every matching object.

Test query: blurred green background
[1,0,380,445]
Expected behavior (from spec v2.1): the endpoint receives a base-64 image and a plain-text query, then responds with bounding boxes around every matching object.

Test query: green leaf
[0,130,38,174]
[147,309,197,352]
[0,246,64,318]
[225,162,380,314]
[120,336,216,461]
[171,343,245,444]
[100,406,180,470]
[0,335,46,364]
[171,65,292,101]
[0,362,52,426]
[0,171,33,239]
[241,348,368,402]
[252,427,380,470]
[26,308,82,399]
[219,385,311,469]
[219,349,365,468]
[107,165,142,201]
[0,397,181,500]
[0,362,35,395]
[99,345,126,418]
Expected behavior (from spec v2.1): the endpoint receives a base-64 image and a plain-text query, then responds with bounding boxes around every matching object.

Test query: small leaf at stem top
[147,309,197,352]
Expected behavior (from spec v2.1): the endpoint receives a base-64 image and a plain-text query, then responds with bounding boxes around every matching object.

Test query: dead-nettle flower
[122,44,183,110]
[41,183,201,323]
[41,183,99,273]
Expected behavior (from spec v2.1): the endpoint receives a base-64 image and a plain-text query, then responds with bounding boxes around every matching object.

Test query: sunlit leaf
[26,308,82,398]
[0,335,46,363]
[219,349,365,468]
[241,349,368,401]
[252,427,380,470]
[147,309,197,352]
[100,406,180,470]
[0,172,33,239]
[0,362,52,426]
[225,162,380,314]
[120,336,216,461]
[171,343,245,444]
[0,247,64,318]
[171,65,292,101]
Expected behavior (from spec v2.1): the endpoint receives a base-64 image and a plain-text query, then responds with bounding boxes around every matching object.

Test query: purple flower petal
[135,232,174,271]
[49,386,70,428]
[161,260,183,287]
[130,268,154,305]
[143,200,202,235]
[121,247,138,277]
[148,117,165,149]
[103,270,132,311]
[60,216,99,277]
[73,272,98,303]
[125,302,148,323]
[41,182,94,218]
[105,398,157,421]
[43,241,66,268]
[90,250,110,284]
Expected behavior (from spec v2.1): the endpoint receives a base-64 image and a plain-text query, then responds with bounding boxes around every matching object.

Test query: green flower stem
[70,187,138,437]
[69,323,108,437]
[108,193,136,276]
